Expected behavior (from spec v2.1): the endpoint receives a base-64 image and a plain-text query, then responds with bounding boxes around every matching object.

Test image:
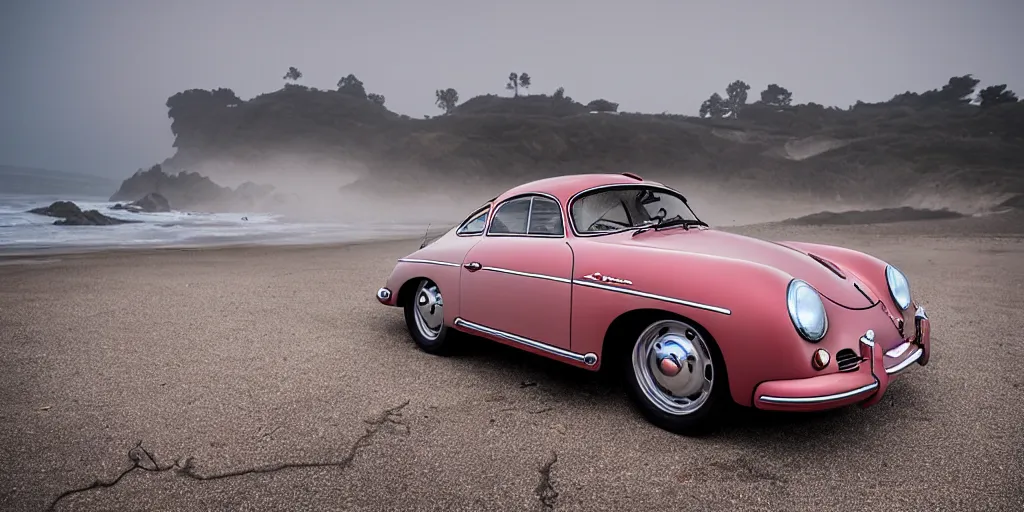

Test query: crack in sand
[534,450,559,510]
[47,400,410,511]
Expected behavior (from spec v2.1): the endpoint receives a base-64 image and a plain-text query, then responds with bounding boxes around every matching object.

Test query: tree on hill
[978,84,1018,107]
[935,74,980,104]
[519,73,531,94]
[436,88,459,113]
[698,93,726,118]
[760,84,793,107]
[724,80,751,118]
[888,74,981,108]
[283,67,302,82]
[553,86,573,103]
[367,93,386,106]
[506,72,531,97]
[586,99,618,112]
[337,74,367,99]
[165,88,243,137]
[207,88,242,108]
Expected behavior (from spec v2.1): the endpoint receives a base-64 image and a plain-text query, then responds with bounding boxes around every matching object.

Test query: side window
[456,209,488,235]
[527,197,564,236]
[488,197,531,234]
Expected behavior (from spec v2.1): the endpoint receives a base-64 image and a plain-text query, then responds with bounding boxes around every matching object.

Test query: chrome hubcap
[413,280,443,340]
[632,319,714,415]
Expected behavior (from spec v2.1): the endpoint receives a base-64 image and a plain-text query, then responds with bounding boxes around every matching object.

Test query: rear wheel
[621,317,729,436]
[404,278,456,355]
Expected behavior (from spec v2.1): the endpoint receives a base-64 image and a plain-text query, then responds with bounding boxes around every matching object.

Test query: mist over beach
[2,1,1024,511]
[2,1,1023,253]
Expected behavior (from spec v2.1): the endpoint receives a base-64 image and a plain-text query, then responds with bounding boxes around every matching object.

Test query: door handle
[464,262,481,271]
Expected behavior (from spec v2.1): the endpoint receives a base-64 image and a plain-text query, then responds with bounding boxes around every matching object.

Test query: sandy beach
[2,215,1023,511]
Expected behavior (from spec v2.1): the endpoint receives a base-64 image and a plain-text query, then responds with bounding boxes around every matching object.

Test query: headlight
[885,264,911,310]
[786,279,828,342]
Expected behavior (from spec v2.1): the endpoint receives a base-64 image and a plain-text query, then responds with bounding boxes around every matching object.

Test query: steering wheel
[588,218,631,231]
[651,208,667,222]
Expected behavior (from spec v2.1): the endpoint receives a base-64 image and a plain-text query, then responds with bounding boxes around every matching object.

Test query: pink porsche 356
[375,173,931,435]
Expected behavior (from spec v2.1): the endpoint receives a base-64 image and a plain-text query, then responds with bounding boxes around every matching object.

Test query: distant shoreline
[0,233,427,259]
[6,208,1023,261]
[0,235,426,260]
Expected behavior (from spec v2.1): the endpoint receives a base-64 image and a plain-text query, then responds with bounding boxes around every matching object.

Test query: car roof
[493,173,667,205]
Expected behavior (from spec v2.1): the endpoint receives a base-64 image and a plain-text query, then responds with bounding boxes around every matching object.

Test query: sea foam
[0,193,431,253]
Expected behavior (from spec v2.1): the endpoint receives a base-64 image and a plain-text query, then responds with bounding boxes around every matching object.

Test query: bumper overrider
[754,306,931,411]
[376,287,394,305]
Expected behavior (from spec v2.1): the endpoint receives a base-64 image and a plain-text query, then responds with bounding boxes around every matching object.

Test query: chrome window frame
[566,183,702,237]
[485,192,566,238]
[455,203,492,237]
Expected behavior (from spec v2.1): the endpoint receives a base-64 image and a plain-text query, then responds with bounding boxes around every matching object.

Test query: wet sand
[1,215,1023,511]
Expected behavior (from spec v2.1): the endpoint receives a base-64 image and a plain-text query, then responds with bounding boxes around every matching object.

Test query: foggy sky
[1,0,1022,180]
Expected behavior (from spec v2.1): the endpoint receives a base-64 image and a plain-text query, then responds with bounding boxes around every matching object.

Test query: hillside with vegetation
[127,67,1023,213]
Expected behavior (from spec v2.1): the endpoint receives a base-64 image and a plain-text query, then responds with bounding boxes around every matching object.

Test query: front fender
[569,242,832,407]
[779,241,920,340]
[778,241,890,301]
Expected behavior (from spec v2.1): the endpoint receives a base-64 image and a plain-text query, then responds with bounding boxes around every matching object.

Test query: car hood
[617,228,874,309]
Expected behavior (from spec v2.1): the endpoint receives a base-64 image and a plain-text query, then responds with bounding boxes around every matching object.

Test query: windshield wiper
[630,219,707,236]
[630,221,659,237]
[654,218,708,231]
[631,218,709,237]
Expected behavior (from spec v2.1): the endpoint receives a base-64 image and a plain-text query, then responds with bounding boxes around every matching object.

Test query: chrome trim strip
[759,382,879,404]
[453,317,598,366]
[458,262,730,315]
[571,279,732,315]
[397,258,460,267]
[885,347,923,375]
[525,196,534,232]
[485,232,565,238]
[481,266,572,283]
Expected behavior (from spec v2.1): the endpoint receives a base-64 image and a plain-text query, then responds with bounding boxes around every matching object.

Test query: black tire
[403,278,457,355]
[619,315,730,436]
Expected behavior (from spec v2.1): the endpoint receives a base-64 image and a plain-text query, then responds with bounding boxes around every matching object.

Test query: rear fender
[379,229,480,325]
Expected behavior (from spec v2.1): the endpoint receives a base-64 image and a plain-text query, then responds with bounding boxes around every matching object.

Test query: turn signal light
[811,348,830,371]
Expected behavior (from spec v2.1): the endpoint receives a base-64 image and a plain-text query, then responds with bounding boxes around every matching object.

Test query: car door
[458,194,574,351]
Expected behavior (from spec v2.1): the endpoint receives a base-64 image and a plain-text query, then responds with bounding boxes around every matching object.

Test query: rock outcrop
[29,201,140,226]
[109,165,275,212]
[111,192,171,213]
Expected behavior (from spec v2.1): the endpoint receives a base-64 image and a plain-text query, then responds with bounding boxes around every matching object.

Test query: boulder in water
[29,201,140,226]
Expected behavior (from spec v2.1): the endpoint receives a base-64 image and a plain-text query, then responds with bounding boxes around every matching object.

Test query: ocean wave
[0,194,431,252]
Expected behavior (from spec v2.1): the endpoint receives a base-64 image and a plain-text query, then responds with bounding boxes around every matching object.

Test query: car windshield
[571,186,700,234]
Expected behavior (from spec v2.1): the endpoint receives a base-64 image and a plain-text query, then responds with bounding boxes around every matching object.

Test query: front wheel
[404,278,457,355]
[622,317,729,436]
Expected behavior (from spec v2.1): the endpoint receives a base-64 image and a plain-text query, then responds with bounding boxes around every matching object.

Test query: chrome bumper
[754,305,931,410]
[857,305,930,408]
